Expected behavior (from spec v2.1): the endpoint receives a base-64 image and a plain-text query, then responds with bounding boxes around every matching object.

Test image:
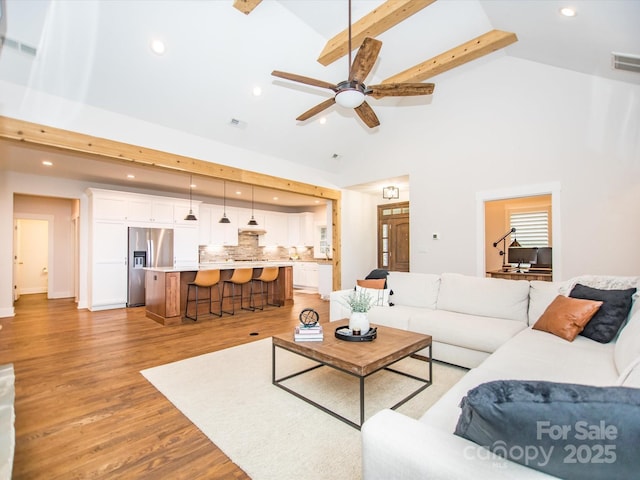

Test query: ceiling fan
[271,0,435,128]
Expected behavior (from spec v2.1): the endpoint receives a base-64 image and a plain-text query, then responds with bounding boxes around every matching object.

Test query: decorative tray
[335,326,377,342]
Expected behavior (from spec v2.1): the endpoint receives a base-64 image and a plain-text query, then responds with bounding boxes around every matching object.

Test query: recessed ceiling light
[150,39,166,55]
[559,7,576,17]
[272,196,279,201]
[319,117,327,125]
[252,86,262,96]
[314,200,320,204]
[127,174,135,179]
[42,160,52,166]
[235,190,242,195]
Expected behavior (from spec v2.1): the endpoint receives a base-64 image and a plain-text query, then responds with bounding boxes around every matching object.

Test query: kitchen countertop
[145,261,294,273]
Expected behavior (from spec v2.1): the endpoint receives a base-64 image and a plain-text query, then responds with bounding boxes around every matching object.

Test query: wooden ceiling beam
[317,0,436,66]
[0,115,341,201]
[232,0,262,15]
[382,29,518,84]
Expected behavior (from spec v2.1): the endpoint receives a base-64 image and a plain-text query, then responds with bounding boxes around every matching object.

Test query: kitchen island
[145,262,294,325]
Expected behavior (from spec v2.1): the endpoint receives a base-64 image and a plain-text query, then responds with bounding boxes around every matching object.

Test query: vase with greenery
[342,289,375,334]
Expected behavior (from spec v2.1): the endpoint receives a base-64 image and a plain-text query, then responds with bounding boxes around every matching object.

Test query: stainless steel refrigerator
[127,227,174,307]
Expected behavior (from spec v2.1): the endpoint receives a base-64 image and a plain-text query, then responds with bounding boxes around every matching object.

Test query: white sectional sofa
[329,272,640,479]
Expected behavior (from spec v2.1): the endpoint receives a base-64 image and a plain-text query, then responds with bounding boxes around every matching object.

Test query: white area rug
[141,338,467,480]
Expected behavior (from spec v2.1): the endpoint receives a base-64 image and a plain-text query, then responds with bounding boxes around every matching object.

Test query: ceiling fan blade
[348,37,382,83]
[271,71,337,91]
[296,98,336,122]
[354,101,380,128]
[368,82,435,99]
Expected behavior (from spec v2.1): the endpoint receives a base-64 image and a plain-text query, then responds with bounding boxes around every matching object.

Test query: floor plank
[0,291,329,478]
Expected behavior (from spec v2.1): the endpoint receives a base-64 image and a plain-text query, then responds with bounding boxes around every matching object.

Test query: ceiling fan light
[335,89,365,108]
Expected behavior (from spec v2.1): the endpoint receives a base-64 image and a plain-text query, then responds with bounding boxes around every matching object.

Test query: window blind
[510,211,549,247]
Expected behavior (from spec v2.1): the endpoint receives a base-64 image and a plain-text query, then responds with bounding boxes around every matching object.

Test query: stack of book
[294,324,324,342]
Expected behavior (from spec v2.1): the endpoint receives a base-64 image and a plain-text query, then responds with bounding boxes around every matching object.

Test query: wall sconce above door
[382,186,399,200]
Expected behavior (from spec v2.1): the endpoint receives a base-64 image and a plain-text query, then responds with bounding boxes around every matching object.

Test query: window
[510,211,549,247]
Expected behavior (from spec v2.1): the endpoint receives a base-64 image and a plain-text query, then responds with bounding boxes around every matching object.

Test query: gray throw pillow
[454,380,640,479]
[569,284,637,343]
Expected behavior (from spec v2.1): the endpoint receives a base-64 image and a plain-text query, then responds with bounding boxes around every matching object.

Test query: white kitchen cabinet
[300,212,315,246]
[198,204,213,245]
[318,263,333,300]
[173,225,199,267]
[126,197,174,225]
[90,220,127,310]
[262,211,288,247]
[173,200,200,226]
[287,212,314,246]
[293,262,319,288]
[91,194,127,221]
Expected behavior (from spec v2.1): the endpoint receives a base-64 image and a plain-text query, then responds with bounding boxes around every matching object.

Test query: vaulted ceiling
[1,0,639,201]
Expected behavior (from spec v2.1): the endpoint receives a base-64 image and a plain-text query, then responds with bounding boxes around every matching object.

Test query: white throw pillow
[615,310,640,377]
[355,285,390,307]
[528,280,562,326]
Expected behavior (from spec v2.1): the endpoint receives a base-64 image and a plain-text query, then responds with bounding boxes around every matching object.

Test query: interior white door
[15,218,49,296]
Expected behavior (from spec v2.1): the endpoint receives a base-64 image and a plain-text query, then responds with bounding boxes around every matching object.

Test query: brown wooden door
[378,202,410,272]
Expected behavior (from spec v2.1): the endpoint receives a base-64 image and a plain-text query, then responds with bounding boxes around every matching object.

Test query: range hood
[238,227,267,236]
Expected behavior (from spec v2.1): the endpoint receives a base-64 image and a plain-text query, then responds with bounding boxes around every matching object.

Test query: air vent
[229,118,247,129]
[0,36,37,57]
[612,52,640,74]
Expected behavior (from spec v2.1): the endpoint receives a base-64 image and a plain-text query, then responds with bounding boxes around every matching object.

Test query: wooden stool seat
[185,269,222,321]
[221,268,255,315]
[252,266,280,310]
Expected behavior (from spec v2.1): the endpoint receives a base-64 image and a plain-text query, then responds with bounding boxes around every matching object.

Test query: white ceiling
[1,0,638,205]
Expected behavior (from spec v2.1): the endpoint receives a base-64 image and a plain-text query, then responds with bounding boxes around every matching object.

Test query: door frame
[476,182,562,280]
[377,201,410,271]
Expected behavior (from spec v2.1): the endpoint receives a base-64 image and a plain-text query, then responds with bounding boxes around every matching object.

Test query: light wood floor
[0,291,329,479]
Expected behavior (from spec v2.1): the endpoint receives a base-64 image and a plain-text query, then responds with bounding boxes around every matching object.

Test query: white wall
[339,190,378,288]
[334,57,640,280]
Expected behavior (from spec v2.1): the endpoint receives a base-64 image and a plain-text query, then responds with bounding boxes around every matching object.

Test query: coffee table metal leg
[360,377,365,427]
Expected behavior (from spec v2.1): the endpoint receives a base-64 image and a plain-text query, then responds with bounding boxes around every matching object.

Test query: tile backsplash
[199,232,315,263]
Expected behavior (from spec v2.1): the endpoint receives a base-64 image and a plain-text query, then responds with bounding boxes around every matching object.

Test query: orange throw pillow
[356,279,386,289]
[533,295,603,341]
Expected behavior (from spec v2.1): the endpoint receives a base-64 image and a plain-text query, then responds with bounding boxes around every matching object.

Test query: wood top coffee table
[272,319,433,429]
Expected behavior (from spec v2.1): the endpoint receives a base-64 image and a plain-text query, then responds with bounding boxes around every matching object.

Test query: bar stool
[221,268,255,315]
[252,267,280,310]
[185,269,222,321]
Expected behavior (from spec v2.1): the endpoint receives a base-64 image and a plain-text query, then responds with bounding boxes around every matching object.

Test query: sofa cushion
[532,295,602,341]
[480,328,618,386]
[437,273,530,323]
[528,280,562,326]
[367,305,417,330]
[454,380,640,480]
[568,284,637,343]
[614,311,640,378]
[409,310,526,353]
[386,271,440,309]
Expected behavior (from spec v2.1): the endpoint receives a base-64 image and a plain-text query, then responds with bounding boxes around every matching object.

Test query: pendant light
[184,175,197,221]
[219,180,231,224]
[248,186,258,226]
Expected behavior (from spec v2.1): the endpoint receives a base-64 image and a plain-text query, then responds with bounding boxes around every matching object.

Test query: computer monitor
[536,247,553,268]
[508,247,538,266]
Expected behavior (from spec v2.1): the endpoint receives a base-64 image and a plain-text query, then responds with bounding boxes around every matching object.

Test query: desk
[487,270,553,282]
